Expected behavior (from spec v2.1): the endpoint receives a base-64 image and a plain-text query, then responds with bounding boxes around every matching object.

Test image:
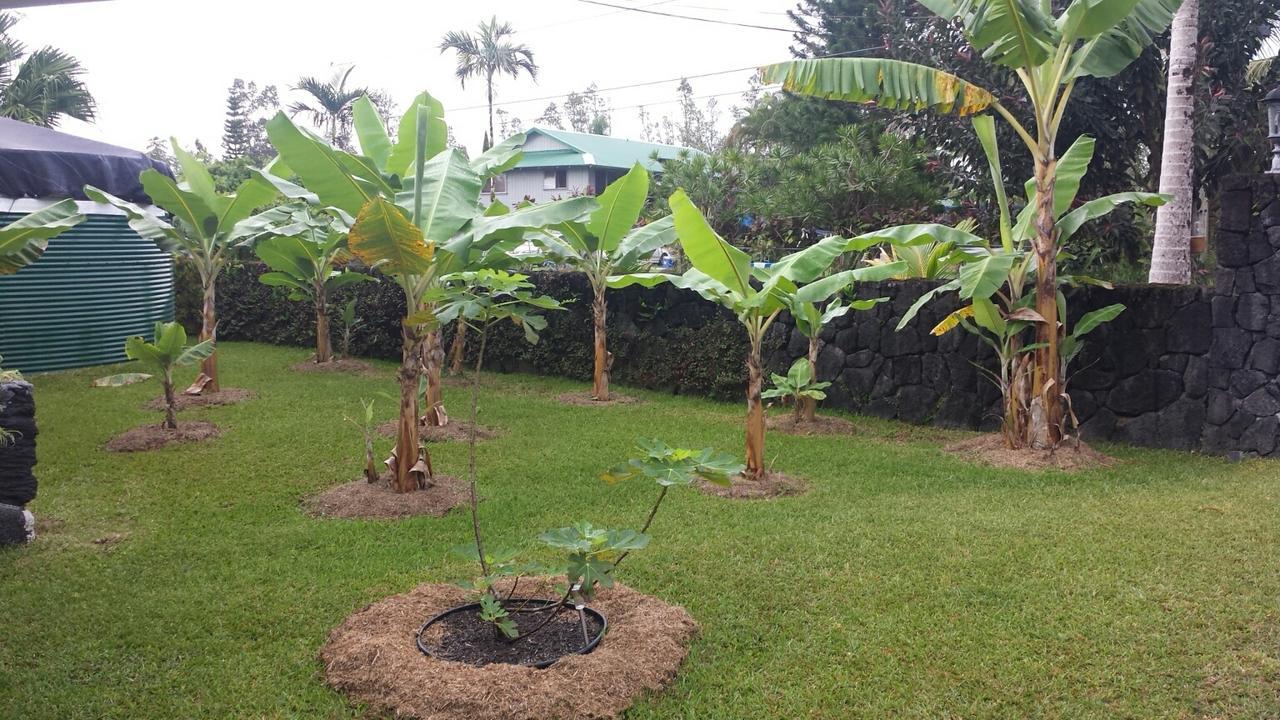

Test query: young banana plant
[763,0,1182,445]
[94,322,215,430]
[611,189,904,479]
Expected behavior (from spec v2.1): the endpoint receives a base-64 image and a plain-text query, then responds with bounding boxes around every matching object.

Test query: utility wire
[570,0,796,32]
[450,44,885,113]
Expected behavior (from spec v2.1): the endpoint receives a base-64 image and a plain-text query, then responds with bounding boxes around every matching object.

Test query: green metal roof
[516,128,697,172]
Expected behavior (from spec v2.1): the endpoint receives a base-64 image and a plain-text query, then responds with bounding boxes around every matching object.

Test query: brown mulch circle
[305,476,469,519]
[767,413,856,436]
[698,471,809,500]
[320,578,699,720]
[290,358,375,375]
[376,420,502,443]
[142,388,255,412]
[944,434,1116,471]
[105,421,221,452]
[556,391,642,407]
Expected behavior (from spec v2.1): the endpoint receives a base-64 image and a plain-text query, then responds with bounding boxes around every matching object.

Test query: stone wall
[204,174,1280,458]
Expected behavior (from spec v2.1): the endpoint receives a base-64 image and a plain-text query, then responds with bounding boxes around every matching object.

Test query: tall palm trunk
[745,332,765,479]
[423,328,448,427]
[486,71,495,149]
[591,283,610,401]
[200,275,219,393]
[801,335,819,423]
[314,282,332,363]
[1030,153,1062,449]
[1148,0,1199,285]
[393,324,432,492]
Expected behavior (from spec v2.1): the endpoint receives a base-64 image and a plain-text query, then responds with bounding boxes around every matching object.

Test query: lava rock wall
[0,380,38,506]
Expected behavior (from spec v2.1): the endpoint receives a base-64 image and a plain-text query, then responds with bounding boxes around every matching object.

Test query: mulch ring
[698,471,809,500]
[105,421,221,452]
[767,413,856,436]
[143,388,254,412]
[290,358,375,375]
[320,578,699,720]
[556,390,642,407]
[944,434,1116,471]
[376,420,502,443]
[305,475,469,520]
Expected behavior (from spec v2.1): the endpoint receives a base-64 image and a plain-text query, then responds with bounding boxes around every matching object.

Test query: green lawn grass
[2,341,1277,719]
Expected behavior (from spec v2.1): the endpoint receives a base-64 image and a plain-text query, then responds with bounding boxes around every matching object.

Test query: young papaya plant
[0,199,85,275]
[248,204,371,364]
[762,359,832,424]
[611,189,904,480]
[263,94,589,492]
[94,322,214,430]
[85,139,280,395]
[530,163,675,401]
[762,0,1181,446]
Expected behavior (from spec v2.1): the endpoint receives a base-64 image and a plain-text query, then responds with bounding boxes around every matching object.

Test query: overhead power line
[570,0,797,32]
[450,44,886,113]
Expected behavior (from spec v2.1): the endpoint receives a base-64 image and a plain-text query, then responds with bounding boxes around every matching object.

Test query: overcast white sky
[9,0,800,156]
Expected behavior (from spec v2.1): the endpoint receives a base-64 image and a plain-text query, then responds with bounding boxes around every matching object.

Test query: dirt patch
[767,414,856,436]
[321,579,698,720]
[143,388,254,412]
[421,600,604,667]
[557,391,642,407]
[290,358,375,375]
[305,476,469,520]
[943,434,1116,471]
[698,471,808,500]
[105,421,221,452]
[91,532,128,551]
[376,420,502,443]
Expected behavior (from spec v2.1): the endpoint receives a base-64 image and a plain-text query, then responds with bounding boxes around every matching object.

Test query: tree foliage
[0,11,94,127]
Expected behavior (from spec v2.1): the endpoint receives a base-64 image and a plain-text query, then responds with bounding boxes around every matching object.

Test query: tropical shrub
[763,0,1181,447]
[762,359,831,423]
[86,139,279,394]
[94,322,214,429]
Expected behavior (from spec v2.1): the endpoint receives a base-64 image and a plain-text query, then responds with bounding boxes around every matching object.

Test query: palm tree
[1149,0,1200,285]
[0,12,94,127]
[439,16,538,148]
[287,66,366,148]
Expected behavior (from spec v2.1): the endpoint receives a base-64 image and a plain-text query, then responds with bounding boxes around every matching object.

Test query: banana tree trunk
[423,328,448,427]
[1148,0,1199,285]
[393,324,432,493]
[162,373,177,430]
[448,322,466,374]
[801,334,819,423]
[745,334,765,479]
[200,276,219,393]
[591,284,610,401]
[314,284,332,364]
[1030,155,1063,449]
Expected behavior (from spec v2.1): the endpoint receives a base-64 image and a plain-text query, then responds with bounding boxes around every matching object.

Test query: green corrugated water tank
[0,210,174,373]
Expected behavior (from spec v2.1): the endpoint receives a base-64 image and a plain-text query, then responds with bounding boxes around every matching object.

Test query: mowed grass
[1,341,1277,719]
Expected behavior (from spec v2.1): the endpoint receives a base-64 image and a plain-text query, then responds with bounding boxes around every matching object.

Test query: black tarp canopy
[0,118,172,204]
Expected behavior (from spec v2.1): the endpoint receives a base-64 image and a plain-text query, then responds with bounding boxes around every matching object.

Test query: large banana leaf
[471,132,526,179]
[615,215,675,269]
[398,148,482,244]
[0,199,85,274]
[957,252,1016,300]
[348,197,434,275]
[849,223,989,250]
[139,169,217,238]
[761,58,998,117]
[758,234,852,285]
[467,196,596,239]
[83,186,183,253]
[255,235,318,281]
[588,163,649,253]
[171,141,230,218]
[1057,191,1166,242]
[668,188,751,298]
[790,262,907,304]
[972,115,1013,250]
[1012,134,1096,240]
[217,176,278,234]
[386,93,447,178]
[1068,0,1180,78]
[920,0,1057,69]
[352,96,393,170]
[266,112,378,216]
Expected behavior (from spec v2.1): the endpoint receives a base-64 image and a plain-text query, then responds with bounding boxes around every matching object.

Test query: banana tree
[762,0,1181,446]
[85,139,278,394]
[785,292,884,423]
[611,189,903,479]
[870,117,1164,446]
[264,93,590,493]
[532,162,674,401]
[247,204,370,364]
[94,321,215,430]
[0,199,85,274]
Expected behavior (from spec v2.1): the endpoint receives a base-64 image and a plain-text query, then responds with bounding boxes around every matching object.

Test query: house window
[543,168,568,190]
[483,173,507,195]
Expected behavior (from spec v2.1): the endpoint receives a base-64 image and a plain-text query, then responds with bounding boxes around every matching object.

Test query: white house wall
[497,167,593,204]
[522,133,574,152]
